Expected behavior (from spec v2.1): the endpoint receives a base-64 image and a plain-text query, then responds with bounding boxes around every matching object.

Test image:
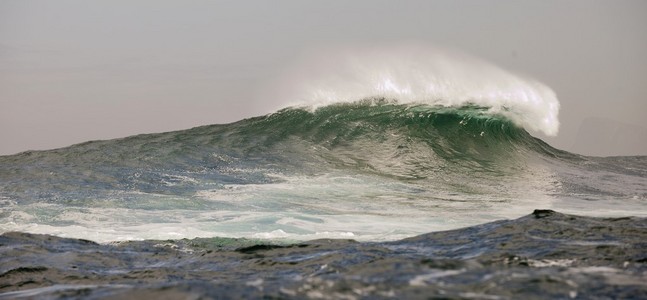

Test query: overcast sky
[1,0,646,156]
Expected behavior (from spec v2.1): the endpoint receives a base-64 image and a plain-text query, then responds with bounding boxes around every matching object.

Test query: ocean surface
[1,99,645,243]
[1,49,646,298]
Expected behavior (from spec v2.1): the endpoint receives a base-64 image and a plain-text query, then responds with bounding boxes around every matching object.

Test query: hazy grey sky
[1,0,646,156]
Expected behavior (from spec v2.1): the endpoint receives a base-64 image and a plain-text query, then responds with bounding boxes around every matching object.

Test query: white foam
[0,166,565,243]
[266,44,560,136]
[527,259,576,268]
[409,269,466,286]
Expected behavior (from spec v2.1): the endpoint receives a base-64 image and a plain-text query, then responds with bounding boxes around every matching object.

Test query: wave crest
[266,45,560,136]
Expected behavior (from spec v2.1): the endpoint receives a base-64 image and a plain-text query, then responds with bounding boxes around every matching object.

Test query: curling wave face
[0,101,645,242]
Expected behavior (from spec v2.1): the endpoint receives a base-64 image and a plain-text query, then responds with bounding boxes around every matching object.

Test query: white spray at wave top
[271,45,560,136]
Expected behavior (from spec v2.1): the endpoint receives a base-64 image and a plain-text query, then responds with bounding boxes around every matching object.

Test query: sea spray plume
[265,44,560,136]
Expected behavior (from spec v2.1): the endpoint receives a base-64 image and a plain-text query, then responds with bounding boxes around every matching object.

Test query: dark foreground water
[1,210,645,299]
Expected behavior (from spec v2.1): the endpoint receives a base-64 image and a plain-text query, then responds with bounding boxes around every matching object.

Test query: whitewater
[266,45,559,136]
[1,46,645,244]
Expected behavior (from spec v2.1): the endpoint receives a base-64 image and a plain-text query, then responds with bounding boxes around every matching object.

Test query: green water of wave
[0,101,571,197]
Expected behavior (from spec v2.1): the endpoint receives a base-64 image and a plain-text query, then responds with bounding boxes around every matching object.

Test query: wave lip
[270,45,560,136]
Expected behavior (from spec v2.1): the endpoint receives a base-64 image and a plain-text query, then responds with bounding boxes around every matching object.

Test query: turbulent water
[2,210,646,299]
[1,100,647,299]
[1,99,645,243]
[1,47,646,298]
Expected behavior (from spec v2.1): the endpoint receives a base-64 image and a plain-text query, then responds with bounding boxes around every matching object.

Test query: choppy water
[1,210,646,299]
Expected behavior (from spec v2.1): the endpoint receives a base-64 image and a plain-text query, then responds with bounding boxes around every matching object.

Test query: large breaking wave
[1,100,644,242]
[1,46,645,242]
[1,101,560,201]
